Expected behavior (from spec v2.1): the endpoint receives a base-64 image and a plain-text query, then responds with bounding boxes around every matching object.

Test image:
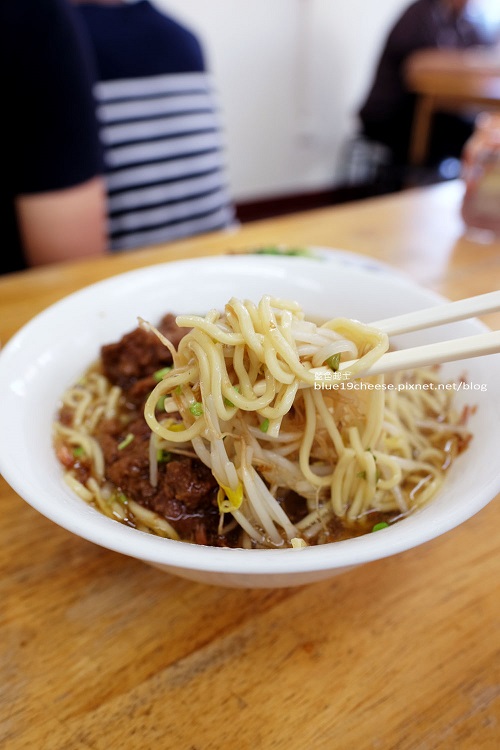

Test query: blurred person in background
[72,0,236,253]
[358,0,494,173]
[1,0,107,275]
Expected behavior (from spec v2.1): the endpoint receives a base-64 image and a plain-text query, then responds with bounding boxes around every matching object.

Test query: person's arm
[16,176,108,266]
[4,0,108,269]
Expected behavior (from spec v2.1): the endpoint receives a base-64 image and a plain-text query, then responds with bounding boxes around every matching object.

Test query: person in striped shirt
[73,0,236,252]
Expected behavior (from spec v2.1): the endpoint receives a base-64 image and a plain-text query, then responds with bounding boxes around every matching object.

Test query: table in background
[405,47,500,166]
[1,181,499,750]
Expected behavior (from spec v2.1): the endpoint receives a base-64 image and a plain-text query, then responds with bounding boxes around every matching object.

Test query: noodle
[53,297,471,548]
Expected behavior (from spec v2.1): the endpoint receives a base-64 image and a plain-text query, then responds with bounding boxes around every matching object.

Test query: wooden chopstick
[341,292,500,376]
[370,291,500,336]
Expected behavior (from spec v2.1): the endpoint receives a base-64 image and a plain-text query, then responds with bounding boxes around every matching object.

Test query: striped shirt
[76,2,235,252]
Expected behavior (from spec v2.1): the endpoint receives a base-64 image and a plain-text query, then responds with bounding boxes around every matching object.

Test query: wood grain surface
[1,181,499,750]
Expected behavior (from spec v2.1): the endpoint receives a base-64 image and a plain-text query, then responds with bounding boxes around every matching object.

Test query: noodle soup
[53,297,471,549]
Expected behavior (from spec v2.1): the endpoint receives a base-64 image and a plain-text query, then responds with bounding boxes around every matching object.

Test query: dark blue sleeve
[76,2,206,80]
[2,0,103,195]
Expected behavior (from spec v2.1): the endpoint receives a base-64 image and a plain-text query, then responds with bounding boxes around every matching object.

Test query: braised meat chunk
[57,312,242,546]
[101,314,189,392]
[96,415,222,544]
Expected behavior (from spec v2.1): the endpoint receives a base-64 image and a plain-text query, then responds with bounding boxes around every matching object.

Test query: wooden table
[405,47,500,166]
[1,181,499,749]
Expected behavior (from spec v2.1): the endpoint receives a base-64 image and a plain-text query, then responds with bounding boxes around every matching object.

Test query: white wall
[152,0,496,201]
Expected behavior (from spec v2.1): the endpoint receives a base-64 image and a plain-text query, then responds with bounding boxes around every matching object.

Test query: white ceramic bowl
[1,254,499,588]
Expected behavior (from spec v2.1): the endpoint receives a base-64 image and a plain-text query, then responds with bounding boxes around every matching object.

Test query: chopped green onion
[118,433,135,450]
[189,402,204,417]
[372,522,389,532]
[356,470,367,480]
[260,418,270,433]
[223,385,240,408]
[157,449,172,464]
[117,492,128,505]
[72,446,85,458]
[253,246,312,257]
[326,353,341,372]
[254,246,281,255]
[153,366,172,382]
[156,395,166,411]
